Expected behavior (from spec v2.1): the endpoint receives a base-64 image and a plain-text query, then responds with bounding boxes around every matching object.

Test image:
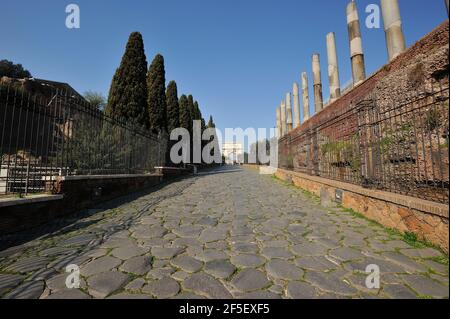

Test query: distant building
[31,78,85,100]
[222,143,243,164]
[0,77,87,193]
[0,76,85,101]
[0,76,87,162]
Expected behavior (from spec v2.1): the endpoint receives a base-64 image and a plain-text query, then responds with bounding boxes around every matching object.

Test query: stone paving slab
[0,274,25,295]
[142,277,180,298]
[120,256,152,275]
[231,268,271,293]
[44,289,92,299]
[204,259,236,279]
[87,271,130,298]
[0,166,448,299]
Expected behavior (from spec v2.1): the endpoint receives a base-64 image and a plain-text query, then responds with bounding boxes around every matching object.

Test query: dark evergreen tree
[186,95,195,134]
[147,54,167,133]
[194,100,206,136]
[194,102,207,164]
[106,32,148,127]
[179,95,190,131]
[84,91,106,111]
[205,115,218,160]
[166,81,180,133]
[193,101,202,121]
[201,117,206,131]
[0,59,31,78]
[207,115,216,128]
[177,95,191,165]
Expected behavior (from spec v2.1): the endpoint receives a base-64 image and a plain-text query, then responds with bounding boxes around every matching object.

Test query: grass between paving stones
[270,174,448,261]
[402,280,434,299]
[430,255,449,266]
[78,284,90,296]
[273,174,447,295]
[388,229,447,260]
[335,205,385,230]
[339,206,448,259]
[301,230,313,238]
[397,231,440,251]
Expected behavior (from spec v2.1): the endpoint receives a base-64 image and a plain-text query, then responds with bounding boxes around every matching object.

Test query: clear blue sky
[0,0,447,135]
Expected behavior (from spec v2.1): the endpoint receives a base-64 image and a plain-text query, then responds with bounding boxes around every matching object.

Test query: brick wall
[277,21,449,251]
[283,21,449,143]
[279,21,449,203]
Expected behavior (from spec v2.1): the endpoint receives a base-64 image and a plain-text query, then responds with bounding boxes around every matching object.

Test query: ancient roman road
[0,166,448,299]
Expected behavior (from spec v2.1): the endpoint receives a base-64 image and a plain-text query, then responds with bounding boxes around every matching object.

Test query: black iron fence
[0,84,167,196]
[280,78,449,204]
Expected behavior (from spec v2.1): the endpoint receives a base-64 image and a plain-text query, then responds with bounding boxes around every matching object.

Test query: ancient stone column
[312,54,323,113]
[280,100,287,136]
[276,106,282,138]
[446,0,449,15]
[286,93,293,132]
[292,82,301,128]
[326,32,341,103]
[381,0,406,61]
[347,1,366,86]
[301,72,310,122]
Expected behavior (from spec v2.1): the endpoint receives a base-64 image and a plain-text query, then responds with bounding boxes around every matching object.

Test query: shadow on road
[0,165,246,252]
[0,173,192,252]
[196,165,243,176]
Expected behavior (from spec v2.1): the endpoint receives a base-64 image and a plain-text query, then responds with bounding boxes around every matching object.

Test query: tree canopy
[147,54,167,133]
[103,31,216,161]
[84,91,106,111]
[0,59,31,78]
[179,95,191,131]
[207,115,216,128]
[106,32,149,127]
[166,80,180,133]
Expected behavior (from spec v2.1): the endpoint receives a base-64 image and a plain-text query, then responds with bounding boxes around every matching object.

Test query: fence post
[312,128,320,176]
[306,129,312,175]
[24,161,30,195]
[158,132,162,168]
[358,99,375,186]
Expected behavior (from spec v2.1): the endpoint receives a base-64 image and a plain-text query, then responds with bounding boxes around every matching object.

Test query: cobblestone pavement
[0,167,448,299]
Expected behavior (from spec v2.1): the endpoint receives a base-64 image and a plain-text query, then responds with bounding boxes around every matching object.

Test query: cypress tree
[166,81,180,133]
[206,115,218,160]
[195,102,206,164]
[187,95,195,134]
[207,115,216,128]
[106,32,148,127]
[194,101,206,136]
[147,54,167,133]
[193,101,202,121]
[179,95,190,131]
[201,117,206,131]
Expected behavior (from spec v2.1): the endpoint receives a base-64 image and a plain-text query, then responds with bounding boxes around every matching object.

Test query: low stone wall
[155,164,223,178]
[0,173,164,235]
[155,167,193,179]
[242,164,278,175]
[0,195,65,235]
[275,168,449,253]
[49,173,163,210]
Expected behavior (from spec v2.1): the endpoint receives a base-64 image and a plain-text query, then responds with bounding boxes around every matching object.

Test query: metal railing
[280,78,449,204]
[0,84,167,196]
